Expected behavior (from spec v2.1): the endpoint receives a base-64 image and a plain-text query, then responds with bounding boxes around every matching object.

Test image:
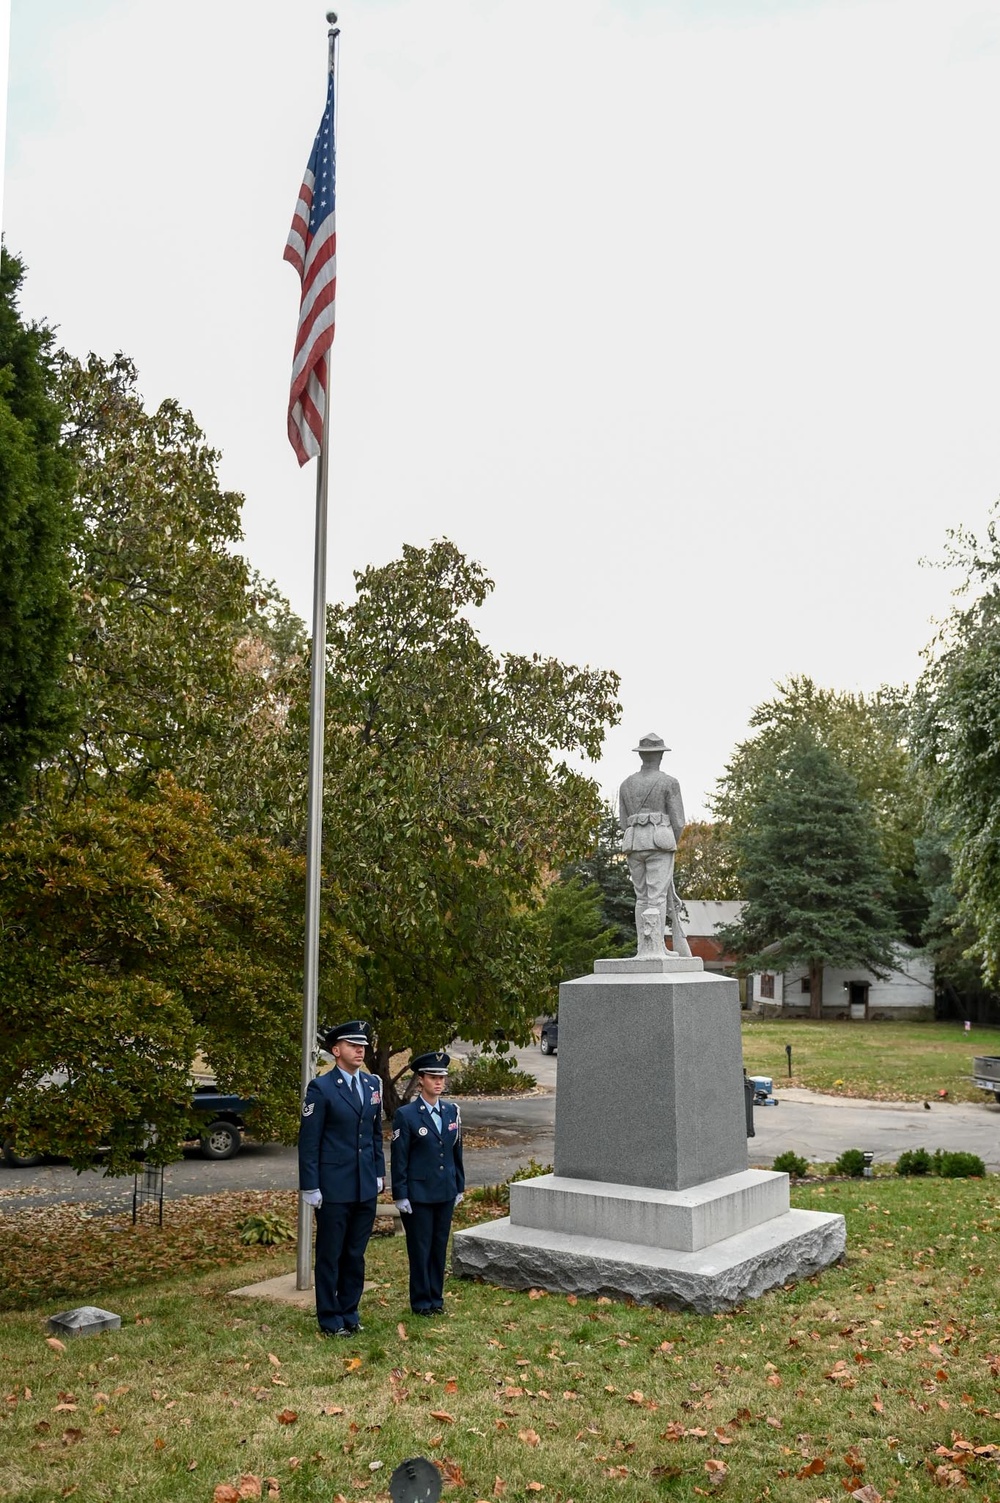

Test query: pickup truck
[970,1055,1000,1103]
[1,1084,257,1167]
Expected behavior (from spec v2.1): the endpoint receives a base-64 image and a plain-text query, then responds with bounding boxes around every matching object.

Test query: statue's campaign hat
[632,732,671,753]
[324,1019,370,1048]
[410,1050,451,1075]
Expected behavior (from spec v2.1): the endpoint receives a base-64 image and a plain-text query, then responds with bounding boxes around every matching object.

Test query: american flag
[284,72,337,466]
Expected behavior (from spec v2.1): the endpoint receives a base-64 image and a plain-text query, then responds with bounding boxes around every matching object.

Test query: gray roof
[681,900,744,937]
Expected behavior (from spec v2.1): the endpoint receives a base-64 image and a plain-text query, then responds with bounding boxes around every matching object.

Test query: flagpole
[296,9,340,1294]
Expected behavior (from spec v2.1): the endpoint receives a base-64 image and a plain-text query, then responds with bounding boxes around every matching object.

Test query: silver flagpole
[296,10,340,1294]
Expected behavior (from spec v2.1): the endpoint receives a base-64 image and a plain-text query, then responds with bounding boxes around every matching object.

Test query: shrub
[448,1051,537,1096]
[932,1149,986,1179]
[238,1212,295,1246]
[469,1158,553,1209]
[896,1148,932,1177]
[833,1148,867,1178]
[772,1150,809,1178]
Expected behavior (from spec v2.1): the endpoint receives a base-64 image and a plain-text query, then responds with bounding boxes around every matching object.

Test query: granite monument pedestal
[452,967,845,1311]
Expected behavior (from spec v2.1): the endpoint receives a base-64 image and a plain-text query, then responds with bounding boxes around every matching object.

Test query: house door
[848,981,869,1020]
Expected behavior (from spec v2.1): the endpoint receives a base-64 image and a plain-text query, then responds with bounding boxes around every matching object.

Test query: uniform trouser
[314,1198,377,1331]
[626,848,675,907]
[402,1199,455,1312]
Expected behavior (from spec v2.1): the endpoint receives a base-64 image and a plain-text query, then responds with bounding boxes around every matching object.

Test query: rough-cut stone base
[452,1209,846,1313]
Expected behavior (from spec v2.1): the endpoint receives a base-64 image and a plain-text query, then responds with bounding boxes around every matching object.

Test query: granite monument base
[452,967,845,1310]
[451,1198,845,1313]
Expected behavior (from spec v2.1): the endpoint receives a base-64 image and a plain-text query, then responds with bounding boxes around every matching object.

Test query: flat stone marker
[48,1306,121,1339]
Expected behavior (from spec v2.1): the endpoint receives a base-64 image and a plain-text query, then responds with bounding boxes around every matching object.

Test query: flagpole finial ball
[327,11,338,23]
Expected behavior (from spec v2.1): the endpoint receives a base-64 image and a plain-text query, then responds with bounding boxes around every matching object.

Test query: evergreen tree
[559,802,635,946]
[0,250,76,821]
[533,874,631,1009]
[718,731,899,1017]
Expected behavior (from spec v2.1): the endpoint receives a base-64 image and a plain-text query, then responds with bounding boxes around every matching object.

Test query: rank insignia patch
[301,1101,315,1117]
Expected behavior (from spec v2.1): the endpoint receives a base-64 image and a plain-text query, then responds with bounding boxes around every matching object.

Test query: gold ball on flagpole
[326,11,338,23]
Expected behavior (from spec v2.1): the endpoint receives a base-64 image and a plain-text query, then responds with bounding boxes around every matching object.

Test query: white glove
[377,1177,384,1193]
[395,1199,413,1215]
[454,1192,464,1206]
[301,1189,323,1208]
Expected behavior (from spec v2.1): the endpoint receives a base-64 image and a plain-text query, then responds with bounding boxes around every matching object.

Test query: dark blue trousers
[314,1199,376,1331]
[402,1199,454,1313]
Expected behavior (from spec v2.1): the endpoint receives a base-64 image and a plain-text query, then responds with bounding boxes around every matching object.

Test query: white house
[749,941,935,1020]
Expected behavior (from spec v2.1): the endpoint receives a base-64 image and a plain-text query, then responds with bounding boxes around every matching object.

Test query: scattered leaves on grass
[397,1323,408,1340]
[45,1337,66,1354]
[343,1356,362,1373]
[429,1410,455,1423]
[276,1409,298,1425]
[796,1456,826,1479]
[518,1428,540,1447]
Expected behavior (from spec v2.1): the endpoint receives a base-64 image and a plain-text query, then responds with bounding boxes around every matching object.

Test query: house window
[759,974,774,1000]
[800,978,810,993]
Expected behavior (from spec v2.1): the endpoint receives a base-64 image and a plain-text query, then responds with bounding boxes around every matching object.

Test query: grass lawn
[740,1018,1000,1104]
[3,1182,1000,1502]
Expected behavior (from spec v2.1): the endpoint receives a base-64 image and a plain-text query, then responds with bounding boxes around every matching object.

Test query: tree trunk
[371,1040,403,1119]
[809,960,823,1020]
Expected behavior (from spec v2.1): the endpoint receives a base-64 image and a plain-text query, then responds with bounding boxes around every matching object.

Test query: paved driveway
[3,1044,997,1214]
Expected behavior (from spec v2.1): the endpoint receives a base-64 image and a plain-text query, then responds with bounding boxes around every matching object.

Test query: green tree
[717,731,899,1017]
[558,801,635,946]
[52,353,256,808]
[914,505,1000,985]
[0,777,357,1173]
[319,540,621,1109]
[0,249,76,822]
[532,874,631,1010]
[713,675,926,943]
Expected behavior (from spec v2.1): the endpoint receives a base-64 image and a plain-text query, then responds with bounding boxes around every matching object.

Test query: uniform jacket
[618,769,685,853]
[391,1096,465,1204]
[298,1067,385,1203]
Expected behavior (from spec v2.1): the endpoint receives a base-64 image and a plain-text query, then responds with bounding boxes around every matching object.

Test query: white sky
[5,0,1000,817]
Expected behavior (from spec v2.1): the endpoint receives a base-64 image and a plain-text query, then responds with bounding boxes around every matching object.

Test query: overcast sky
[5,0,1000,816]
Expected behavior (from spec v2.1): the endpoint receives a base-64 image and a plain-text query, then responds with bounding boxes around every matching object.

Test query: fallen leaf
[528,1289,547,1300]
[713,1427,734,1446]
[526,1486,544,1493]
[321,1405,345,1416]
[796,1457,826,1479]
[286,1458,300,1471]
[519,1428,541,1446]
[596,1296,612,1305]
[276,1410,298,1425]
[213,1488,241,1503]
[61,1428,84,1446]
[705,1459,728,1481]
[429,1410,454,1423]
[343,1356,362,1373]
[397,1323,409,1340]
[53,1403,78,1413]
[186,1461,198,1472]
[268,1354,281,1368]
[566,1294,578,1306]
[46,1338,66,1354]
[237,1477,262,1500]
[153,1436,166,1451]
[492,1478,506,1497]
[766,1373,782,1388]
[626,1391,645,1405]
[265,1482,280,1500]
[851,1487,883,1503]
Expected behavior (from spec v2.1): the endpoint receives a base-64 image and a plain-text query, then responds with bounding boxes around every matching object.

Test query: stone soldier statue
[298,1020,385,1336]
[391,1051,465,1316]
[618,732,693,958]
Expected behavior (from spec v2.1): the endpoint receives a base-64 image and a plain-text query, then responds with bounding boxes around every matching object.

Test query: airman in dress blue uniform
[391,1052,465,1316]
[298,1020,385,1336]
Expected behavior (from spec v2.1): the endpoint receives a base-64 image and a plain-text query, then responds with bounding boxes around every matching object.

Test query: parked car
[2,1085,257,1166]
[539,1018,558,1055]
[970,1055,1000,1104]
